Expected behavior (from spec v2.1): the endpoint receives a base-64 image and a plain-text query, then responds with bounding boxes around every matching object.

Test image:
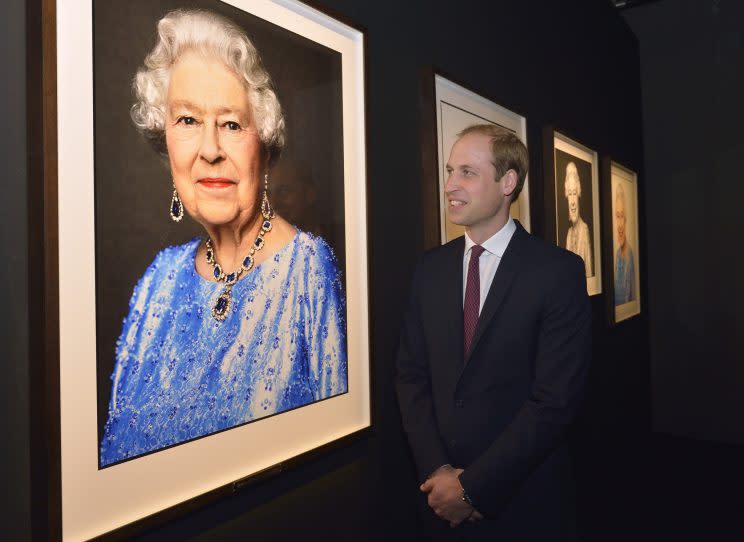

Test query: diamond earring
[170,184,184,222]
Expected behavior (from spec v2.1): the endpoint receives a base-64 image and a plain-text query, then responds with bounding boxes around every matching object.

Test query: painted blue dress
[100,232,348,466]
[614,246,636,305]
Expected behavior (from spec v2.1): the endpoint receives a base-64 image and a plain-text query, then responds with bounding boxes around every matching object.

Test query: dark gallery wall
[127,1,650,540]
[6,1,648,541]
[0,0,32,540]
[623,0,744,444]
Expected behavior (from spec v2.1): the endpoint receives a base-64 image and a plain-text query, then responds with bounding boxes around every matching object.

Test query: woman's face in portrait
[615,195,626,249]
[165,51,264,228]
[565,174,580,225]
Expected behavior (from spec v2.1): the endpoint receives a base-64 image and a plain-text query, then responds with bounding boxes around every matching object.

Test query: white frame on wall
[434,74,530,243]
[54,0,370,539]
[610,161,641,322]
[552,131,602,296]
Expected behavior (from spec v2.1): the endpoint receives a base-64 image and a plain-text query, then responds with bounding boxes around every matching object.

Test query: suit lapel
[463,223,527,365]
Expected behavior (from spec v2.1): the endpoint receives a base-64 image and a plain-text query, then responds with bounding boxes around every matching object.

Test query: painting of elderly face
[615,193,626,250]
[93,2,348,467]
[565,164,581,224]
[611,164,641,320]
[554,149,595,278]
[165,52,264,228]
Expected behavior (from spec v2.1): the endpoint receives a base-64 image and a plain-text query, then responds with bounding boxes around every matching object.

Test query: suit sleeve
[395,260,450,482]
[458,254,591,515]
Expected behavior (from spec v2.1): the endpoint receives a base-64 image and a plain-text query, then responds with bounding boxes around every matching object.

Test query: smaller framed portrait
[544,128,602,296]
[607,161,641,323]
[418,71,530,247]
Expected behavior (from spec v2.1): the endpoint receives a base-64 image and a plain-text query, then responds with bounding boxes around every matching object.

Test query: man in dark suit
[396,124,591,540]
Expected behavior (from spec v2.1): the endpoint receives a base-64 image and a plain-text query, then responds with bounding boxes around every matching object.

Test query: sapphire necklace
[205,213,273,321]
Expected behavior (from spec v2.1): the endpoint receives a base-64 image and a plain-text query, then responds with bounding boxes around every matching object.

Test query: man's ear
[501,169,518,197]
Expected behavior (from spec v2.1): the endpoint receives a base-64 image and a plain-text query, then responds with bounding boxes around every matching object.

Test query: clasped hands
[420,464,484,528]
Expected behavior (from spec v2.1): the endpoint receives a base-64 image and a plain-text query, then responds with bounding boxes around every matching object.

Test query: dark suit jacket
[396,222,591,540]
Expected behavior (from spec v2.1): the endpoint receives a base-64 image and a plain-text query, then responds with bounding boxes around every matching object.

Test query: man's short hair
[457,124,529,202]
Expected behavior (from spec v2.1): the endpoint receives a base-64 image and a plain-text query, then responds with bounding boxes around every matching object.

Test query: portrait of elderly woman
[611,166,642,322]
[613,183,635,305]
[553,145,598,283]
[563,161,593,277]
[97,9,348,466]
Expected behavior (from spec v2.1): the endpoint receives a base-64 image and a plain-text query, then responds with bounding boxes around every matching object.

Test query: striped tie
[463,245,485,359]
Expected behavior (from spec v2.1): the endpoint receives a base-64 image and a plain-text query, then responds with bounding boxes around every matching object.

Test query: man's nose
[445,172,458,192]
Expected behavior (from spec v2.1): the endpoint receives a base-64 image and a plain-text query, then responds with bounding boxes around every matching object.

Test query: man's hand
[420,466,475,527]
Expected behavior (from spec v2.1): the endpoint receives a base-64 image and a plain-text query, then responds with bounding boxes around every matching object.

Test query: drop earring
[261,173,274,220]
[170,184,184,222]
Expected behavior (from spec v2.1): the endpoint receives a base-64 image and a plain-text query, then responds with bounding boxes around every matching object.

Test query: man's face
[445,133,507,236]
[565,175,580,224]
[615,196,626,249]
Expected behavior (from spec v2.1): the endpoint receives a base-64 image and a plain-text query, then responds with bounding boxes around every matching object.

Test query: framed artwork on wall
[604,159,642,323]
[35,0,370,539]
[419,71,530,247]
[543,128,602,296]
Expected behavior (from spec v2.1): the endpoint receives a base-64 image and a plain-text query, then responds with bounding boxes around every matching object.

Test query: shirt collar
[464,217,516,258]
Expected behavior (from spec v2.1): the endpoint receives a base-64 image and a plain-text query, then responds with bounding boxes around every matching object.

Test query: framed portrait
[605,160,641,323]
[419,71,530,247]
[44,0,369,538]
[544,128,602,296]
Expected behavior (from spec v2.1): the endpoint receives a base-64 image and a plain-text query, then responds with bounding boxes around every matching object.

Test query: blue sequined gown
[614,246,636,306]
[100,232,348,466]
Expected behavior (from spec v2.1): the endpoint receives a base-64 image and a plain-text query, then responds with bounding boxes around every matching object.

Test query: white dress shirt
[463,218,517,314]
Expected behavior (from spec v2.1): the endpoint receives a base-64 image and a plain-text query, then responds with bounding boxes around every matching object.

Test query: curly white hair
[130,9,286,163]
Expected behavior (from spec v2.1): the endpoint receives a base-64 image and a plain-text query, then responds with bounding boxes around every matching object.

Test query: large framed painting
[543,128,602,296]
[419,71,530,247]
[605,160,641,323]
[37,0,370,538]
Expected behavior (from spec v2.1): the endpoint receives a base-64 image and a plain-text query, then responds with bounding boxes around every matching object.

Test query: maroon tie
[464,245,485,358]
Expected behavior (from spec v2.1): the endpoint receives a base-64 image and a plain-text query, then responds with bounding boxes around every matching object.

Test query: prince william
[396,124,591,541]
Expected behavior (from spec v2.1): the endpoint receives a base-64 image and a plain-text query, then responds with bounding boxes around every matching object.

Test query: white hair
[615,182,626,208]
[564,161,582,198]
[130,9,286,162]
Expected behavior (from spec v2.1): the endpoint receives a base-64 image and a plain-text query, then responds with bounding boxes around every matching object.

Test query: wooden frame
[418,69,530,249]
[32,1,370,539]
[543,127,602,296]
[27,0,61,538]
[602,158,642,324]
